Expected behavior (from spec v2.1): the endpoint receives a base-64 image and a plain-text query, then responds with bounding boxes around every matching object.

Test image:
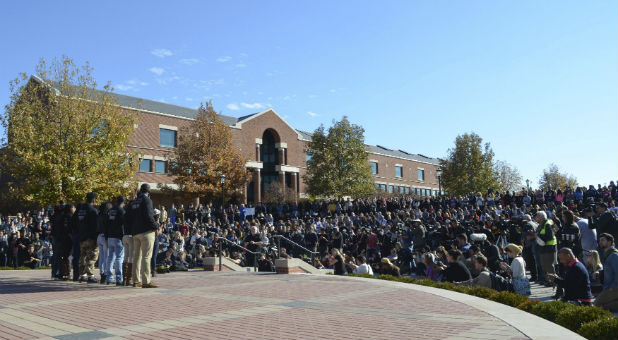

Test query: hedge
[348,274,618,340]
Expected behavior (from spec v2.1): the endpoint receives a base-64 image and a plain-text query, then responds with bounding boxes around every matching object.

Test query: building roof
[31,75,238,125]
[107,91,239,126]
[296,129,440,165]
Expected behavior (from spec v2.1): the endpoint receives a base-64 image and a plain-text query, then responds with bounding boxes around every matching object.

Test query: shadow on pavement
[0,279,112,294]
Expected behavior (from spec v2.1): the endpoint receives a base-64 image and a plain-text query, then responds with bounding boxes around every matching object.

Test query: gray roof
[32,75,238,125]
[297,129,440,165]
[107,92,239,125]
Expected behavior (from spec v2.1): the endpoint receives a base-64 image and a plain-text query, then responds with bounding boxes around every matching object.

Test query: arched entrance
[260,129,280,198]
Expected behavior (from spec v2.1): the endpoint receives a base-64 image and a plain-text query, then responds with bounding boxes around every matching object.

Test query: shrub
[465,286,499,299]
[578,317,618,340]
[516,299,541,313]
[377,274,400,282]
[530,300,576,322]
[411,279,436,287]
[489,291,529,308]
[555,306,613,332]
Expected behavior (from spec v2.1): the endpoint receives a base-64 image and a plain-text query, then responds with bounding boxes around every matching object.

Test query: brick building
[26,76,442,204]
[114,91,442,204]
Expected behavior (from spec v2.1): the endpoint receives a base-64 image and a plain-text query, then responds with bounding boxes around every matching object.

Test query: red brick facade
[126,106,441,204]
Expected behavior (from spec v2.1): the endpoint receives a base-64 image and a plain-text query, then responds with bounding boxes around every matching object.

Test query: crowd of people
[1,182,617,312]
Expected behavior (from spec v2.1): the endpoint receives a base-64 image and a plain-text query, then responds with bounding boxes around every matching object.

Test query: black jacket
[129,193,158,235]
[74,203,98,242]
[444,260,472,283]
[106,206,126,239]
[555,260,593,301]
[590,211,617,239]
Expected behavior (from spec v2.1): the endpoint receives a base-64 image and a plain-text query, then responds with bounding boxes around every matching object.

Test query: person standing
[74,192,99,283]
[130,184,159,288]
[122,197,134,286]
[105,196,126,285]
[96,201,111,284]
[535,211,557,287]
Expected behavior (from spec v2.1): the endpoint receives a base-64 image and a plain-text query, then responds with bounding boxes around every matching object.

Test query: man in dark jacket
[130,184,159,288]
[589,203,618,241]
[74,192,99,283]
[51,204,72,280]
[547,247,593,305]
[105,196,126,285]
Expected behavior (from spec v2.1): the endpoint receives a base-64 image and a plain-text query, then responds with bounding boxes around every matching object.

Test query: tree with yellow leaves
[1,56,138,206]
[168,101,248,202]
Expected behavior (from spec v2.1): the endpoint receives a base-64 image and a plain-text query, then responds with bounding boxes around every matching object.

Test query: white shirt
[353,263,374,275]
[511,256,526,279]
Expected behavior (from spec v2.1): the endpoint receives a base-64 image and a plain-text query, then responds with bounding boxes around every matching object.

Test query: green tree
[495,160,523,193]
[440,132,499,196]
[1,56,138,206]
[168,101,248,201]
[303,116,375,199]
[538,163,578,191]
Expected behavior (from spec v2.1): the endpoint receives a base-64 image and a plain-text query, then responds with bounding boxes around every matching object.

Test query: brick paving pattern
[0,270,531,340]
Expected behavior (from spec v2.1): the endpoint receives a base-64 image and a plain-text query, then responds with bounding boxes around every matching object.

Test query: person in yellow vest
[535,211,557,287]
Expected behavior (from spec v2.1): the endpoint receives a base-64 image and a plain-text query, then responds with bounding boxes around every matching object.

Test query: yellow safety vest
[539,220,557,246]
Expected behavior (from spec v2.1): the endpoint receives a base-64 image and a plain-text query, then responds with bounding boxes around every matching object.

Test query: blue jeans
[97,234,108,277]
[105,238,124,283]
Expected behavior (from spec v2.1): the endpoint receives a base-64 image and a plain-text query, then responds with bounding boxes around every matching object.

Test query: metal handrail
[271,234,318,265]
[215,237,259,272]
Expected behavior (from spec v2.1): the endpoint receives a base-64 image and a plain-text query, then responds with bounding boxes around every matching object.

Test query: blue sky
[1,1,616,188]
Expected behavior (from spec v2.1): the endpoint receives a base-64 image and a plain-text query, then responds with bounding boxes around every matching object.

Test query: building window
[370,161,378,175]
[417,169,425,181]
[155,160,166,174]
[388,185,394,193]
[405,187,410,195]
[306,152,313,163]
[160,129,177,148]
[395,166,402,178]
[139,159,152,172]
[381,184,386,192]
[375,183,380,191]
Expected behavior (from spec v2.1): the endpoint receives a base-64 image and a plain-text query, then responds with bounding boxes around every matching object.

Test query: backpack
[490,272,514,292]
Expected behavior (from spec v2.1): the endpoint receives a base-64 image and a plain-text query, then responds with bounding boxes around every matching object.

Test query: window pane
[388,185,394,193]
[306,152,313,162]
[139,159,151,172]
[417,169,425,181]
[381,184,386,192]
[155,160,166,174]
[160,129,177,148]
[395,166,402,178]
[370,162,378,175]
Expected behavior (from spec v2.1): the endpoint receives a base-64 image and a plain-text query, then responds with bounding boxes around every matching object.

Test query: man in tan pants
[128,184,159,288]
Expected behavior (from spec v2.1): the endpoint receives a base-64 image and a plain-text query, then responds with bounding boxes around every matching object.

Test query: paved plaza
[0,270,583,340]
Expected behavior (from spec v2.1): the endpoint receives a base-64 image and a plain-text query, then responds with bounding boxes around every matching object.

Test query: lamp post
[436,168,442,197]
[220,174,226,217]
[526,179,530,192]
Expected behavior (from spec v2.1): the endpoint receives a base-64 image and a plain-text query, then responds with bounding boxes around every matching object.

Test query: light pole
[526,179,530,192]
[436,168,442,197]
[220,174,226,217]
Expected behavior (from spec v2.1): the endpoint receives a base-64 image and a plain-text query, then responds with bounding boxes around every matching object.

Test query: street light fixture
[526,179,530,192]
[220,174,226,215]
[436,168,442,197]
